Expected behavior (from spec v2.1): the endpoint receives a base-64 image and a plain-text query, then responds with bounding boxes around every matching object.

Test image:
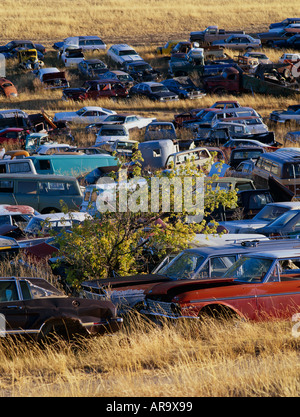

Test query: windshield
[158,251,204,280]
[100,129,126,136]
[266,210,300,227]
[134,63,151,71]
[254,205,289,221]
[91,62,106,69]
[119,74,132,81]
[223,256,274,282]
[119,49,137,56]
[76,108,86,116]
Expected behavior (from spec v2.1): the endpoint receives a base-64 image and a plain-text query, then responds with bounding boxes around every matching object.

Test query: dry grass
[0,0,299,45]
[0,0,300,397]
[0,314,300,397]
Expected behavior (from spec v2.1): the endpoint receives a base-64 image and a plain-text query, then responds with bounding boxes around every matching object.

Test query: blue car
[273,34,300,50]
[78,59,108,78]
[161,77,204,99]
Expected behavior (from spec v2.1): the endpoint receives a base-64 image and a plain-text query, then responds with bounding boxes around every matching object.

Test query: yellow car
[156,40,182,55]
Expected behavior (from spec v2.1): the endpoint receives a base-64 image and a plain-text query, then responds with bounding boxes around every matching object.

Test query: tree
[54,146,237,288]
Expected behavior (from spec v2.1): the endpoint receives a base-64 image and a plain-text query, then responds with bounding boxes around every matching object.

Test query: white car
[24,212,92,236]
[243,51,273,64]
[35,144,76,155]
[95,124,130,146]
[107,44,142,66]
[278,53,300,63]
[59,44,85,68]
[34,67,69,89]
[53,106,116,124]
[269,106,300,125]
[100,113,157,130]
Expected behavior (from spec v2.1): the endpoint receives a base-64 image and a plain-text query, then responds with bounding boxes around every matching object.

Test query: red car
[143,248,300,321]
[0,128,29,144]
[62,79,129,101]
[0,77,18,98]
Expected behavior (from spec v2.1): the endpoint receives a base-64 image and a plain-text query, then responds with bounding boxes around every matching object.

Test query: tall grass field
[0,1,300,397]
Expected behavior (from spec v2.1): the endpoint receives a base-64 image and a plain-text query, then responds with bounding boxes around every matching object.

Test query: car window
[210,256,236,277]
[19,280,63,300]
[0,281,19,302]
[0,180,14,193]
[9,162,32,173]
[16,181,37,194]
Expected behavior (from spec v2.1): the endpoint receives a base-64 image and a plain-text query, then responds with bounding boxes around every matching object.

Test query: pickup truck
[203,65,300,97]
[190,26,245,45]
[59,45,85,67]
[168,54,237,77]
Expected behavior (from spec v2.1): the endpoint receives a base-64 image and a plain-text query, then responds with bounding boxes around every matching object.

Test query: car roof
[259,149,300,163]
[180,241,300,257]
[83,59,104,64]
[0,205,35,214]
[81,106,111,111]
[0,173,77,181]
[32,212,90,221]
[99,124,128,130]
[244,248,300,259]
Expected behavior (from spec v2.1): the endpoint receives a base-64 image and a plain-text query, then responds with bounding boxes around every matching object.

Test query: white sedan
[53,106,116,124]
[99,113,157,130]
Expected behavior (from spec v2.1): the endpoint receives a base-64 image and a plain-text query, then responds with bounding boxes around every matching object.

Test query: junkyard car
[255,209,300,238]
[243,51,273,64]
[53,106,116,124]
[59,45,85,67]
[18,49,44,71]
[34,68,69,89]
[121,61,160,82]
[273,34,300,49]
[95,124,130,146]
[62,79,129,101]
[219,202,300,234]
[212,34,261,50]
[161,77,205,100]
[143,249,300,321]
[53,36,106,52]
[0,40,45,58]
[156,40,181,55]
[0,78,18,98]
[129,82,179,101]
[79,240,297,314]
[24,212,92,237]
[107,44,142,66]
[0,277,122,339]
[98,70,135,87]
[98,113,156,130]
[269,106,300,125]
[0,204,37,230]
[78,59,108,78]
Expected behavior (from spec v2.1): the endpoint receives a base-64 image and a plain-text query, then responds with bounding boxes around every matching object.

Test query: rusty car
[0,276,122,340]
[143,248,300,321]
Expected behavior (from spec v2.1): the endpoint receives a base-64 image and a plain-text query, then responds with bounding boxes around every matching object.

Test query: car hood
[53,111,80,121]
[146,277,239,296]
[81,274,169,290]
[218,220,270,233]
[123,55,143,62]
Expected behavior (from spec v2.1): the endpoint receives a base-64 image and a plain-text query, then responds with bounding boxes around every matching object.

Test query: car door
[13,179,39,210]
[0,179,15,205]
[0,280,27,335]
[256,259,300,319]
